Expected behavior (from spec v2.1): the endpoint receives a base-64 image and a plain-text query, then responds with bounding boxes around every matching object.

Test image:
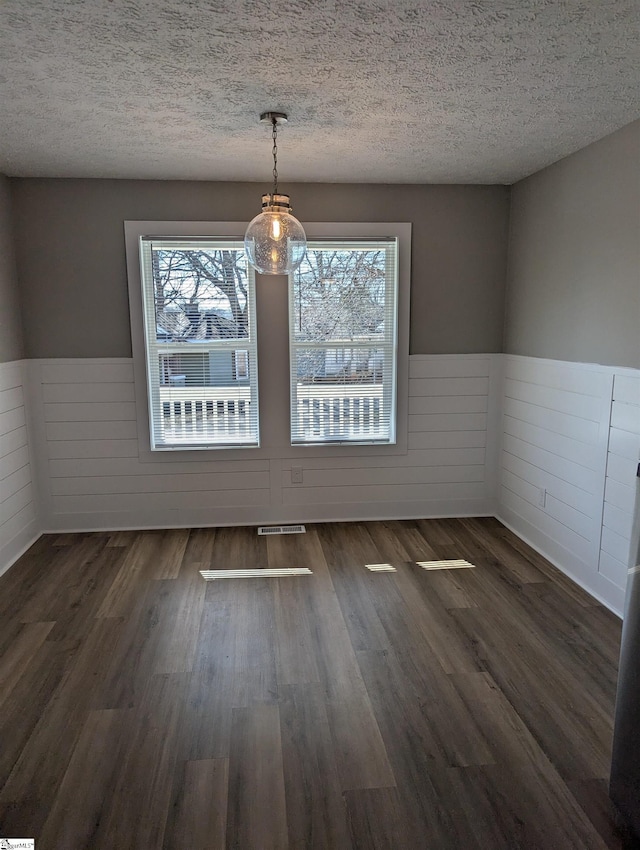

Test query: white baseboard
[497,507,625,617]
[42,498,495,534]
[0,520,41,579]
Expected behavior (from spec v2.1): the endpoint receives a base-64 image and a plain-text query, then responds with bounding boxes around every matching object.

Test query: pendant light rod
[260,112,288,197]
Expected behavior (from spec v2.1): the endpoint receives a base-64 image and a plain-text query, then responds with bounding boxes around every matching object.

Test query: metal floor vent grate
[416,559,476,571]
[257,525,306,536]
[200,568,312,580]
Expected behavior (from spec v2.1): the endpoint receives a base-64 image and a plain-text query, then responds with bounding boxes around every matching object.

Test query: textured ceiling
[1,0,639,184]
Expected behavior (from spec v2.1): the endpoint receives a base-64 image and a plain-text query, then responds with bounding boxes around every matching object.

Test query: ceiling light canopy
[244,112,307,276]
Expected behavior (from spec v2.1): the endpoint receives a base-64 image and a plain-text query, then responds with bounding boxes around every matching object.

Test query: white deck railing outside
[158,383,385,442]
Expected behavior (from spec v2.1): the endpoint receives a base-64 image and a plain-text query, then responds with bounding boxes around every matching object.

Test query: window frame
[288,236,399,446]
[126,221,264,463]
[287,223,411,457]
[137,235,260,451]
[125,221,411,464]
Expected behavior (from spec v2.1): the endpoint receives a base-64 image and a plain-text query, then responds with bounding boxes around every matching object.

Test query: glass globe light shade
[244,194,307,275]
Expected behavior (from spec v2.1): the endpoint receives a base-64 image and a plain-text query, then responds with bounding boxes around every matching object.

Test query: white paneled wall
[280,355,497,516]
[29,360,271,531]
[29,355,497,533]
[599,374,640,590]
[7,352,639,616]
[497,355,639,615]
[0,360,38,574]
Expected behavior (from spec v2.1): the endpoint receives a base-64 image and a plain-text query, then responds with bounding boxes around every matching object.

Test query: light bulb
[271,216,283,241]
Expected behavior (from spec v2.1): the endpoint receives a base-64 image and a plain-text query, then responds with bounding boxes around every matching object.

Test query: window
[289,238,398,445]
[126,221,409,460]
[138,237,259,450]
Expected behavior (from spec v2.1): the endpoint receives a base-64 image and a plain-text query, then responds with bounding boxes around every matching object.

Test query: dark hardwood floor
[0,517,636,849]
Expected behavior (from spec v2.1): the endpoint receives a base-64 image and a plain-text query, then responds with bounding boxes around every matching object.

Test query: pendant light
[244,112,307,275]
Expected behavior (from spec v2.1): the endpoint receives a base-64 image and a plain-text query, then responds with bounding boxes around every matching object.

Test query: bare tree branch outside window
[292,249,386,384]
[153,249,249,342]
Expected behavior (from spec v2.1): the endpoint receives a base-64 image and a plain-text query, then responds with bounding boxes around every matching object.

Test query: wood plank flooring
[0,517,636,849]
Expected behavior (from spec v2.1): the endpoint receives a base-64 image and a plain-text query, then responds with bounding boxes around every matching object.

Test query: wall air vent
[257,525,306,535]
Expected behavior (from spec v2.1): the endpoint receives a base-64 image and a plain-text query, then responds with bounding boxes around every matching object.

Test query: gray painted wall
[505,119,640,369]
[9,180,509,359]
[0,175,24,362]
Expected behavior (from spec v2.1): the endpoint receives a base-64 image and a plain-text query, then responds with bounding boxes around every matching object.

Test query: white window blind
[139,238,259,450]
[289,238,398,445]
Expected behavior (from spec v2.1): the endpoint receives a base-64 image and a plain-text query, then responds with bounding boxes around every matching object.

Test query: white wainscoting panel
[281,355,498,517]
[0,360,39,574]
[30,355,497,532]
[13,353,640,614]
[599,373,640,592]
[496,355,638,615]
